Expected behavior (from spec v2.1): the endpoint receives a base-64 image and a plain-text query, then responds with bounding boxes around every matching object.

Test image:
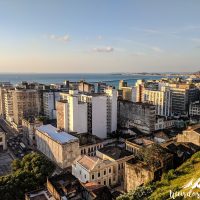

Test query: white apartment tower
[57,89,117,138]
[57,90,88,134]
[143,86,171,116]
[43,91,60,120]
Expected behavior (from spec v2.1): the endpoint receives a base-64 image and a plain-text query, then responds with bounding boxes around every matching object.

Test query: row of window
[91,168,112,179]
[81,144,103,155]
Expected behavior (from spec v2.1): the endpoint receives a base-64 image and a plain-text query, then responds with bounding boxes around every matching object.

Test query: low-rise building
[124,144,173,192]
[78,133,104,156]
[155,116,175,131]
[125,137,154,155]
[96,146,133,181]
[35,124,80,169]
[125,159,154,192]
[72,155,117,187]
[47,172,85,200]
[22,117,43,147]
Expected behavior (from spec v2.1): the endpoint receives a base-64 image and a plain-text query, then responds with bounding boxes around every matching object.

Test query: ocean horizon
[0,73,172,87]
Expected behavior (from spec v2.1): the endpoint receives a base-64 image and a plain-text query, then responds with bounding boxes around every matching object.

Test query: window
[0,138,2,142]
[85,174,86,179]
[104,170,106,175]
[98,172,100,177]
[109,168,111,173]
[118,164,120,170]
[92,174,94,180]
[104,180,106,185]
[109,178,111,185]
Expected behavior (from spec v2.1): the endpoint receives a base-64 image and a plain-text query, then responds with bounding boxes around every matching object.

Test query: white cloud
[97,35,103,40]
[191,38,200,43]
[93,46,114,52]
[151,46,163,53]
[48,34,70,43]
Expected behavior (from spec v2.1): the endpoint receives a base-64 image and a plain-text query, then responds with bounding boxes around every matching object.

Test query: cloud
[93,46,114,52]
[97,35,103,40]
[191,38,200,43]
[151,46,163,53]
[49,34,70,43]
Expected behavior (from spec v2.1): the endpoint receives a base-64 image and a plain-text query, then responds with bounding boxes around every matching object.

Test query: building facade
[35,124,80,169]
[43,91,60,120]
[118,100,156,134]
[72,155,117,187]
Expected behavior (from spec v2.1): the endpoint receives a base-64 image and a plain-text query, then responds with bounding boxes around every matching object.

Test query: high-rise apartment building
[43,91,60,120]
[57,91,88,134]
[143,87,171,116]
[57,89,117,138]
[78,81,95,93]
[12,89,40,125]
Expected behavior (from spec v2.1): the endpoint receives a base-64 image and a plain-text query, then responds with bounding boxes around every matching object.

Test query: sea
[0,73,170,88]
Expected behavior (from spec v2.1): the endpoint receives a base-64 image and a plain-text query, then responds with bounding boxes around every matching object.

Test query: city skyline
[0,0,200,73]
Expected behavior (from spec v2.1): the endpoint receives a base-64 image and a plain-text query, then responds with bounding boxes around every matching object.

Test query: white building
[57,91,88,134]
[57,89,117,138]
[72,155,117,187]
[43,91,60,120]
[143,87,171,116]
[35,124,80,169]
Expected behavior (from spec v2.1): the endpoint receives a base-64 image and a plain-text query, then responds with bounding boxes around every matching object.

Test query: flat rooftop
[98,146,133,160]
[37,124,78,144]
[127,138,154,147]
[77,133,103,146]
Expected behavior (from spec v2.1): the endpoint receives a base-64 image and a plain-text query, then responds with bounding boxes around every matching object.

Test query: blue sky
[0,0,200,73]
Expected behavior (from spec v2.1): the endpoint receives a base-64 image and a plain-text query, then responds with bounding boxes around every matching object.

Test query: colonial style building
[72,155,117,187]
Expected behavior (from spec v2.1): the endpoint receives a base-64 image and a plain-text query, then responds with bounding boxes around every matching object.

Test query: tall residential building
[35,124,80,169]
[12,89,40,125]
[96,82,107,93]
[135,80,145,102]
[169,84,199,116]
[119,80,127,90]
[189,101,200,116]
[56,96,88,134]
[57,89,117,138]
[78,81,95,93]
[0,83,13,118]
[143,87,171,117]
[4,89,14,122]
[43,91,60,119]
[121,86,137,102]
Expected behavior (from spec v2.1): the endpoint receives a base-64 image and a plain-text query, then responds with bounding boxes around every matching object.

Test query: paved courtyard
[0,151,13,176]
